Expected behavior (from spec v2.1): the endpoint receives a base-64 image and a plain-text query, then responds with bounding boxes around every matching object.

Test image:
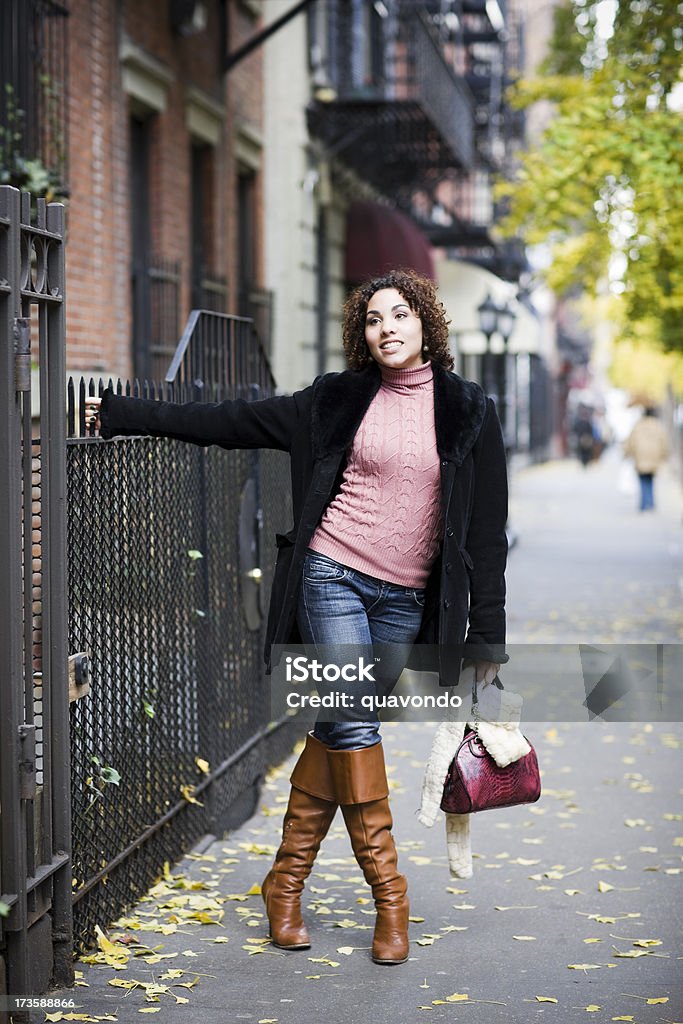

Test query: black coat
[100,360,508,683]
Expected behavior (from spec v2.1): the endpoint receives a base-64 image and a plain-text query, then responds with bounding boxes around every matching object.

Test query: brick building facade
[63,0,265,381]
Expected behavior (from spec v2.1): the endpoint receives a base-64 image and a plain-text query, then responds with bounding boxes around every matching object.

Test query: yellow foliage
[608,339,683,400]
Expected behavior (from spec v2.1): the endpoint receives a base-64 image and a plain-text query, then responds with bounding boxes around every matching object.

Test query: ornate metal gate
[0,186,73,1018]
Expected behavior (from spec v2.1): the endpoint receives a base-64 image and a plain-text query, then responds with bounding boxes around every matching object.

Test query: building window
[190,142,226,311]
[129,114,179,382]
[0,0,69,199]
[236,167,256,316]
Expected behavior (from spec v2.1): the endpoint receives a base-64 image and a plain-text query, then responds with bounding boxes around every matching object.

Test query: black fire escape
[307,0,474,198]
[305,0,525,283]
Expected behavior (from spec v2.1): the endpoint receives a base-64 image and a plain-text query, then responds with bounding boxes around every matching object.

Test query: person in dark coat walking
[85,269,508,966]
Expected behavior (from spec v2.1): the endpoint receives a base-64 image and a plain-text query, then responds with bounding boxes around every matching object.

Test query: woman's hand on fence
[84,396,102,434]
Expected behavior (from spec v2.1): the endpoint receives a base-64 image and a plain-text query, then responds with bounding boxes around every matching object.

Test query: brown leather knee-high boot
[262,734,337,949]
[328,742,409,965]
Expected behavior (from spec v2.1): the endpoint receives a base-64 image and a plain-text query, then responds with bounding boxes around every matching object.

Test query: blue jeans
[297,551,425,750]
[638,473,654,510]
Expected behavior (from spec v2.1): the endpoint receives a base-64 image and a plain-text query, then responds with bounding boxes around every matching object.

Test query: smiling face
[364,288,425,370]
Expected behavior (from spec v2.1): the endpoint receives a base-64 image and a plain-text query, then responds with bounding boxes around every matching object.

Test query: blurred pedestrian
[84,268,508,965]
[623,407,670,511]
[574,405,598,467]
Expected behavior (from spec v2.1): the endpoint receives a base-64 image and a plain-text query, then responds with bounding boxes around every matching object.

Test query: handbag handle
[471,672,505,706]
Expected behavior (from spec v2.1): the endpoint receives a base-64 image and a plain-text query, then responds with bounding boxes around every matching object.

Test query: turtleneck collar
[380,359,434,391]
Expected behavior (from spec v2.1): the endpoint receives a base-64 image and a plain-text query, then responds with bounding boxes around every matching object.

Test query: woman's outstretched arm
[86,387,311,453]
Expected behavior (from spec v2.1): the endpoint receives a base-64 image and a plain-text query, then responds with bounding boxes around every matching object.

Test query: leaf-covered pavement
[47,453,683,1022]
[47,721,682,1023]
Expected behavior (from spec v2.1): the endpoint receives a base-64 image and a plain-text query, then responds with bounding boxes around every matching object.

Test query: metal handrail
[164,308,276,399]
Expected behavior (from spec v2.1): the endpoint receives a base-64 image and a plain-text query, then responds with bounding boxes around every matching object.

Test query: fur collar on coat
[310,361,488,466]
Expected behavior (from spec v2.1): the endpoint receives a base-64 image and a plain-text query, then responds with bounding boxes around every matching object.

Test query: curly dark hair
[342,268,453,372]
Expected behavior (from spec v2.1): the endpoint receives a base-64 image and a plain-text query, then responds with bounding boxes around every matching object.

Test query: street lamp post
[476,294,519,549]
[477,293,517,447]
[496,301,516,447]
[476,292,498,399]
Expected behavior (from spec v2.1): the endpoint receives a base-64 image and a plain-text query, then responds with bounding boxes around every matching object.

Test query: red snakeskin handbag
[440,728,541,814]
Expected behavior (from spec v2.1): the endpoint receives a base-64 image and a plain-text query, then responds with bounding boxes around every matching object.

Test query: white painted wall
[262,2,350,392]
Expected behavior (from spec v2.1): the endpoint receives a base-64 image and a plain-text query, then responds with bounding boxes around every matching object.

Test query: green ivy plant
[0,81,66,202]
[84,755,121,812]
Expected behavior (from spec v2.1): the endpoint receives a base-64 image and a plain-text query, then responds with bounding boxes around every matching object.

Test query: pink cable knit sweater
[309,360,442,587]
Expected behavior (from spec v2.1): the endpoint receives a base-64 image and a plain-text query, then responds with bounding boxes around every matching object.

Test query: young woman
[85,269,508,966]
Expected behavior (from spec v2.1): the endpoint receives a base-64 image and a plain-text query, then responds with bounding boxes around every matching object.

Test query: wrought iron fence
[0,185,72,1013]
[132,257,180,384]
[195,268,228,313]
[239,284,274,357]
[66,312,295,949]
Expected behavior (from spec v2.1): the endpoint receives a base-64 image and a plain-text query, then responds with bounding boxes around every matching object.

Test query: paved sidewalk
[50,452,683,1024]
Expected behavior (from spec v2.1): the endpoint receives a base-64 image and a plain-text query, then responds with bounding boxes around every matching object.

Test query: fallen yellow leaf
[174,976,201,990]
[567,964,602,971]
[597,880,614,892]
[180,785,203,806]
[645,997,668,1004]
[445,993,469,1002]
[512,935,537,941]
[585,1006,601,1013]
[535,996,558,1003]
[194,757,210,774]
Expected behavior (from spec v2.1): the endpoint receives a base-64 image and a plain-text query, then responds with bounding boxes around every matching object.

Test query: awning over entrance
[345,201,435,286]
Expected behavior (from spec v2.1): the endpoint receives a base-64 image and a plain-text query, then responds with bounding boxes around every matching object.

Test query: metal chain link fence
[66,369,300,949]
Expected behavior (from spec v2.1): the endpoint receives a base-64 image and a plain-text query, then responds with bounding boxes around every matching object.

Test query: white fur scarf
[417,678,530,878]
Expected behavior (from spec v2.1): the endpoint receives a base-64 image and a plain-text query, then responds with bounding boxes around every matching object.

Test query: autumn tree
[497,0,683,357]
